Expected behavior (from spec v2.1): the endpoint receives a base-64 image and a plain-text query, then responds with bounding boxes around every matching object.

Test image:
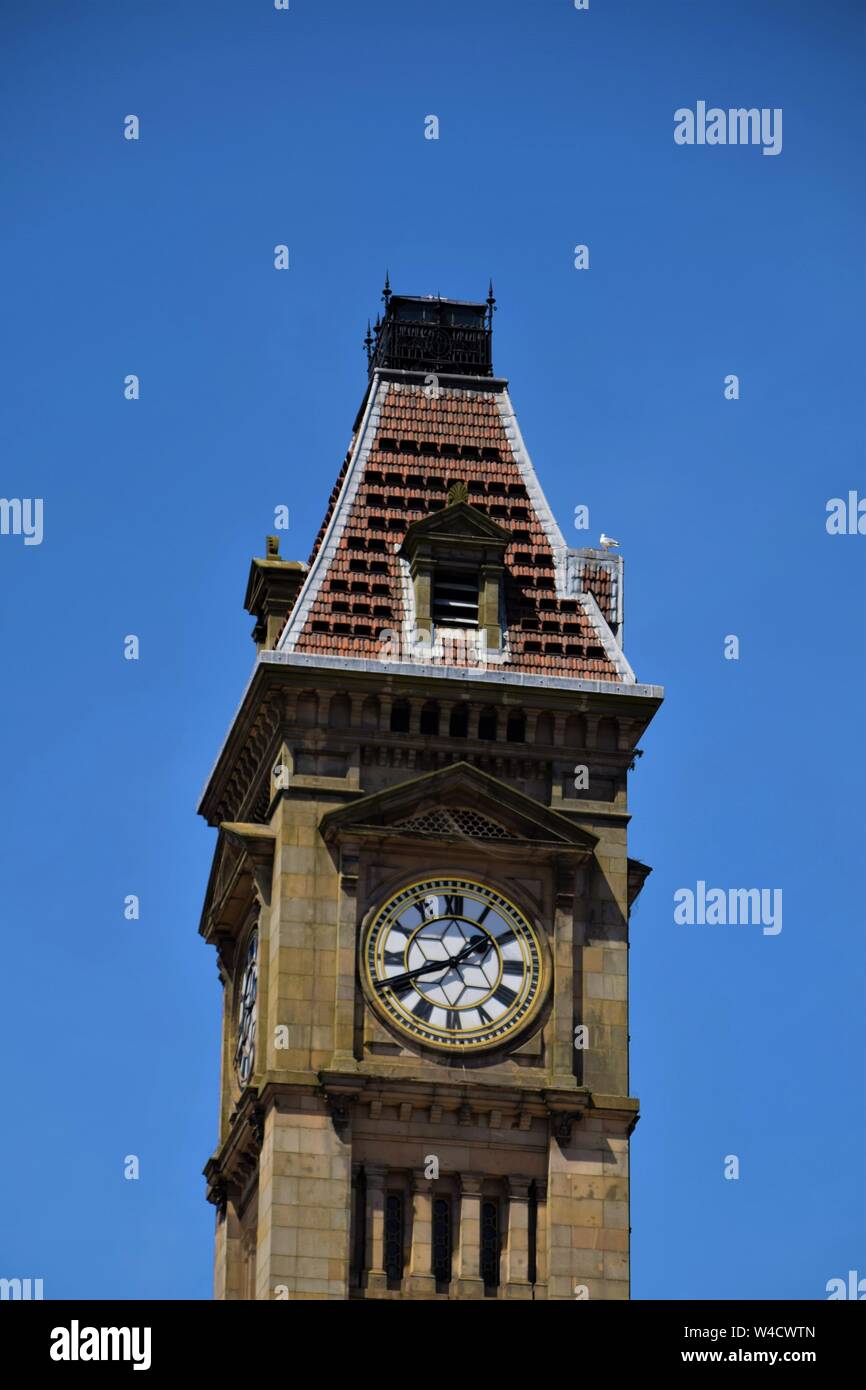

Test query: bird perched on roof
[599,533,620,550]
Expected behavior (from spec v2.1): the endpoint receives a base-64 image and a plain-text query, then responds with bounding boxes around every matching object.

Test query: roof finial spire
[364,319,374,365]
[486,278,496,330]
[382,270,392,307]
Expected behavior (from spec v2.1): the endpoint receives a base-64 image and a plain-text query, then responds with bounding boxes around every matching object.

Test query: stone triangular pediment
[402,500,512,549]
[319,761,597,854]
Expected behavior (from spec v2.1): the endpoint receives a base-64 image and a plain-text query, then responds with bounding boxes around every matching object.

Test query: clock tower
[197,284,663,1300]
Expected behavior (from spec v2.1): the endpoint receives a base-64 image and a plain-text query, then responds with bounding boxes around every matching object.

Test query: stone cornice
[197,658,661,829]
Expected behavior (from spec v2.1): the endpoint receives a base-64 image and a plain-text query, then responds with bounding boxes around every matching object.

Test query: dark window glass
[351,1169,367,1287]
[506,712,526,743]
[384,1192,405,1286]
[420,701,440,736]
[528,1184,538,1287]
[597,716,619,750]
[390,700,410,733]
[481,1199,500,1292]
[449,704,469,738]
[432,1198,452,1289]
[478,707,497,741]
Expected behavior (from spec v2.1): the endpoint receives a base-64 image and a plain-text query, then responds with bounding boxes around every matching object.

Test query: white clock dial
[363,877,544,1052]
[234,927,258,1085]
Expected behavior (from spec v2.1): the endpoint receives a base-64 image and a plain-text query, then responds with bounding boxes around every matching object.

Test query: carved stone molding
[321,1084,358,1138]
[551,1111,580,1143]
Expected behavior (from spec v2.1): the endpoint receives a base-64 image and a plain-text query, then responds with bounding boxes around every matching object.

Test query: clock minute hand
[375,934,490,993]
[449,934,490,966]
[374,956,452,992]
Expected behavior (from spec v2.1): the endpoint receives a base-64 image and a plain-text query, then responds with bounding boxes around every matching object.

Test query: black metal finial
[382,271,392,307]
[364,319,374,365]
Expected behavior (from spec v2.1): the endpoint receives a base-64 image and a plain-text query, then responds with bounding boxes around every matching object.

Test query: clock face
[234,927,258,1085]
[363,876,544,1052]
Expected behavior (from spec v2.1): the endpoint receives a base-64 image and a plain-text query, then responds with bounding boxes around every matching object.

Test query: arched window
[535,712,554,744]
[420,701,440,736]
[390,699,411,733]
[449,704,469,738]
[361,695,380,730]
[597,716,619,751]
[478,707,497,741]
[329,693,351,729]
[565,713,587,747]
[296,692,318,726]
[506,710,526,743]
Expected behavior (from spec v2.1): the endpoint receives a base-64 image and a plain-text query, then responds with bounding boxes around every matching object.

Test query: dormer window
[433,566,479,628]
[399,482,511,653]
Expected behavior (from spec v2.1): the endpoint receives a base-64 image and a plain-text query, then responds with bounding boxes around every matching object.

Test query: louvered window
[433,567,479,627]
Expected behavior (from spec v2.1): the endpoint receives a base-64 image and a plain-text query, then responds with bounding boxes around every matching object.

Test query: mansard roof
[275,295,636,686]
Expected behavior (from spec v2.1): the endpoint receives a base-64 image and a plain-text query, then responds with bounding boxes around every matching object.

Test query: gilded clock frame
[360,873,549,1055]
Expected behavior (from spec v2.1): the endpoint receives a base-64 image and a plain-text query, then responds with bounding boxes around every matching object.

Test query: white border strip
[497,388,634,676]
[277,374,387,652]
[577,591,635,683]
[496,388,568,580]
[260,648,662,698]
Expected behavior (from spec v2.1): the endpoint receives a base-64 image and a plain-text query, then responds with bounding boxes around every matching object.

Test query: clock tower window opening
[448,703,469,738]
[419,700,440,736]
[432,1197,452,1291]
[478,706,497,741]
[384,1192,405,1288]
[481,1199,501,1294]
[350,1169,367,1289]
[528,1182,538,1286]
[390,699,411,734]
[432,566,479,628]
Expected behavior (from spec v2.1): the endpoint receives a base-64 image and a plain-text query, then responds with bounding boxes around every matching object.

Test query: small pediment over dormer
[400,499,512,555]
[319,761,597,858]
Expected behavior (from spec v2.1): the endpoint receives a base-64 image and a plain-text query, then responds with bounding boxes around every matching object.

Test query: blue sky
[1,0,863,1300]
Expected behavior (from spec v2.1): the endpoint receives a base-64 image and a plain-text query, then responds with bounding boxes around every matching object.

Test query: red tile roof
[281,380,627,682]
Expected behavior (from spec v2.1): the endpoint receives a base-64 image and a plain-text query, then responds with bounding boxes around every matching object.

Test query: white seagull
[599,533,620,550]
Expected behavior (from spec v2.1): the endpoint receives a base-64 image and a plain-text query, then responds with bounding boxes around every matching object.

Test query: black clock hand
[375,933,491,992]
[374,957,450,992]
[450,934,490,965]
[374,948,470,991]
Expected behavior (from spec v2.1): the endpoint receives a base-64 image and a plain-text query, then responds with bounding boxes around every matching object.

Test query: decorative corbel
[249,1104,266,1148]
[214,930,235,984]
[220,823,276,909]
[551,1111,581,1144]
[204,1162,229,1216]
[324,1094,356,1137]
